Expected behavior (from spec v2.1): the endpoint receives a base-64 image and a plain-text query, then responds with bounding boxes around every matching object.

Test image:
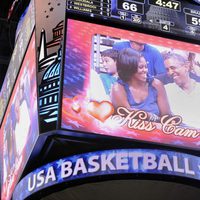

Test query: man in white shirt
[164,52,200,128]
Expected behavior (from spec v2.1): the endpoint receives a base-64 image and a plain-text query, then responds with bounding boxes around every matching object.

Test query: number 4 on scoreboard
[161,24,170,32]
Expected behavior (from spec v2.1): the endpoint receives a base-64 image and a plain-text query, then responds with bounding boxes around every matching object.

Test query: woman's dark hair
[117,48,141,82]
[100,49,119,61]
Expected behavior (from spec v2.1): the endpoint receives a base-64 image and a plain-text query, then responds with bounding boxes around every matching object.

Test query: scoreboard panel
[66,0,200,41]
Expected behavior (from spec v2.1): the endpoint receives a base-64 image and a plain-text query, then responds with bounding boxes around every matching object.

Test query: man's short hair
[163,52,187,64]
[131,41,145,46]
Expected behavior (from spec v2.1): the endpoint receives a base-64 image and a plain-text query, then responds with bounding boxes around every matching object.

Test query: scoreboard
[61,0,200,151]
[66,0,200,41]
[1,0,200,199]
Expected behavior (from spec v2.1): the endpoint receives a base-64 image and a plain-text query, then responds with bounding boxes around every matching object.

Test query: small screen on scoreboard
[61,18,200,150]
[0,32,39,200]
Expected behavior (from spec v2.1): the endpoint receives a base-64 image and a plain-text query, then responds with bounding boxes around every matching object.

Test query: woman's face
[132,57,148,82]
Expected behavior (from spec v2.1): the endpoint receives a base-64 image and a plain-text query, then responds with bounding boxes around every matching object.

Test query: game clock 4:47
[148,0,181,11]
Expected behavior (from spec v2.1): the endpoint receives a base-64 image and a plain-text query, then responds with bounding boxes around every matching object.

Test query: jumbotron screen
[0,32,39,200]
[61,18,200,150]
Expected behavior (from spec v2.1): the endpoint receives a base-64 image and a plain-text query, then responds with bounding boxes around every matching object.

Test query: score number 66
[122,2,138,12]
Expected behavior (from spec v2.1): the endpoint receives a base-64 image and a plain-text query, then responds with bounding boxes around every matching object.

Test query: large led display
[61,19,200,150]
[0,32,39,200]
[0,0,35,124]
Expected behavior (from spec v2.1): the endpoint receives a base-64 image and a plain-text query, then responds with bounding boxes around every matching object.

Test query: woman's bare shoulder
[112,82,124,92]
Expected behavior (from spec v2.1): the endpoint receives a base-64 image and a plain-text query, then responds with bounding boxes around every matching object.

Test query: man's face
[102,56,117,75]
[131,42,145,52]
[164,58,188,87]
